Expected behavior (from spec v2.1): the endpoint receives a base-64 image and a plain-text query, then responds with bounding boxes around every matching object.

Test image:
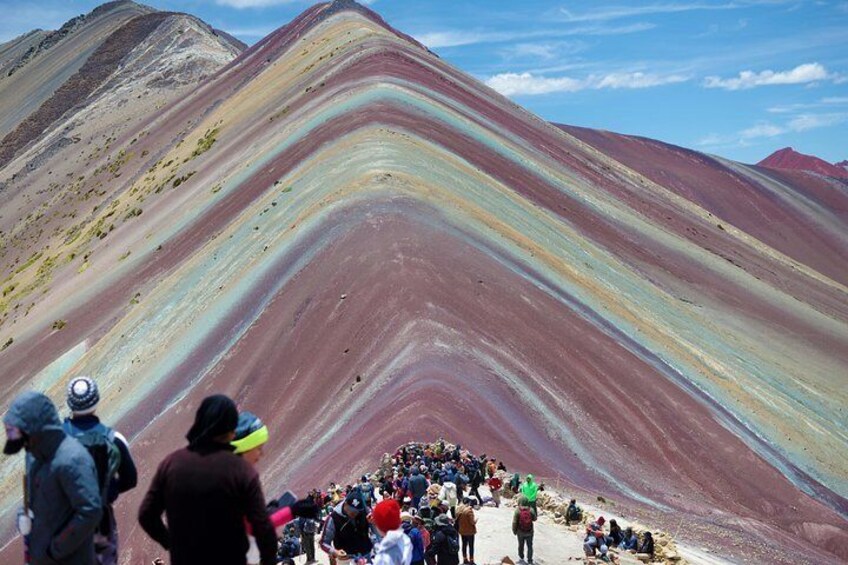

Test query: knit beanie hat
[230,411,269,454]
[67,377,99,415]
[372,499,402,533]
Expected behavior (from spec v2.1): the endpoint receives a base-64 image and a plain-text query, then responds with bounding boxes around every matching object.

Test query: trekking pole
[22,473,30,564]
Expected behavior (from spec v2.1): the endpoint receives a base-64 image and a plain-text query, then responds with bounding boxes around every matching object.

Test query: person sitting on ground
[138,395,277,565]
[583,516,609,561]
[402,512,426,565]
[565,499,582,525]
[512,495,537,564]
[619,527,639,551]
[608,519,624,547]
[425,514,460,565]
[638,531,655,557]
[455,499,478,564]
[520,475,539,515]
[509,473,521,494]
[320,490,374,564]
[371,499,413,565]
[488,475,503,508]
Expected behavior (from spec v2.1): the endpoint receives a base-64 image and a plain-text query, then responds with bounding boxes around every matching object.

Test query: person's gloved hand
[16,508,33,536]
[290,498,319,519]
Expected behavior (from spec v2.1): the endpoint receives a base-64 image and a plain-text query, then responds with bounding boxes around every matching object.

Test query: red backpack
[518,507,533,532]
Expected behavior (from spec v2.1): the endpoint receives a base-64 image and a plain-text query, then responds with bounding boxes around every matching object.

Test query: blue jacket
[4,392,102,565]
[402,522,425,562]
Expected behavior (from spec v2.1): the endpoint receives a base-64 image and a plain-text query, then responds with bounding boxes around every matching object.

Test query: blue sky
[2,0,846,164]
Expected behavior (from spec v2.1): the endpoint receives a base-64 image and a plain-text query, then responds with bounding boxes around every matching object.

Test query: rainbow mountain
[0,1,846,562]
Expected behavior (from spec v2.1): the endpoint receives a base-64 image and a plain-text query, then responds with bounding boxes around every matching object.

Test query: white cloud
[704,62,832,90]
[560,3,737,22]
[414,23,654,49]
[223,26,276,38]
[485,71,688,96]
[698,112,848,147]
[767,96,848,113]
[787,112,848,131]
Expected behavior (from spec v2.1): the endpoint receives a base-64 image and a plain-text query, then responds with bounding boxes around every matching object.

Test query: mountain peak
[758,146,848,178]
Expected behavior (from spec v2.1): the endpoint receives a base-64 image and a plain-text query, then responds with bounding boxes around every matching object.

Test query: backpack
[63,420,121,502]
[446,530,460,555]
[518,507,534,532]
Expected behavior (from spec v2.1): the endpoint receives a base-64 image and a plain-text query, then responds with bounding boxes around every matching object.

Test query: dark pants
[412,561,425,565]
[518,533,533,563]
[301,533,315,562]
[461,534,475,561]
[450,506,457,519]
[94,505,118,565]
[412,495,422,509]
[469,486,483,505]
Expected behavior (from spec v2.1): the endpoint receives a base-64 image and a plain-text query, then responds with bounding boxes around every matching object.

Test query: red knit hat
[372,499,402,532]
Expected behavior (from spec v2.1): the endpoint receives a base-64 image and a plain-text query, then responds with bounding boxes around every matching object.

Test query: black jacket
[425,525,460,565]
[138,442,276,565]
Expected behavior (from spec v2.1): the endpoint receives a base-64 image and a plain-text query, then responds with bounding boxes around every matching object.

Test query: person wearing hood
[138,395,277,565]
[509,473,520,494]
[320,490,374,564]
[63,376,137,565]
[370,500,412,565]
[4,391,102,565]
[520,474,539,514]
[438,481,459,519]
[455,501,477,564]
[425,514,460,565]
[638,531,655,557]
[401,512,425,565]
[619,527,638,551]
[408,467,429,509]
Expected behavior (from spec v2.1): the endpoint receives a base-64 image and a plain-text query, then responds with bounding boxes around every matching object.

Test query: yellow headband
[231,425,269,454]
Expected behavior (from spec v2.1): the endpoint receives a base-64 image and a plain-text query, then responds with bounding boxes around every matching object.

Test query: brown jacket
[455,504,477,536]
[138,442,276,565]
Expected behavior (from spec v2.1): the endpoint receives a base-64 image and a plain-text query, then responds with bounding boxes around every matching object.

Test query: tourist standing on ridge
[4,391,102,565]
[230,411,320,563]
[520,474,539,515]
[320,490,374,564]
[371,499,413,565]
[138,395,277,565]
[487,474,503,508]
[425,514,460,565]
[455,500,478,564]
[438,481,459,518]
[63,376,137,565]
[409,467,429,509]
[467,464,484,506]
[401,512,426,565]
[360,475,375,507]
[509,473,520,494]
[512,495,537,564]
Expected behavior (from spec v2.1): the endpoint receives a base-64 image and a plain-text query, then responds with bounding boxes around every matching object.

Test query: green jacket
[520,476,539,502]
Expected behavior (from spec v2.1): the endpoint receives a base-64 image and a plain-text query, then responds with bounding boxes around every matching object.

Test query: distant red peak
[758,147,848,178]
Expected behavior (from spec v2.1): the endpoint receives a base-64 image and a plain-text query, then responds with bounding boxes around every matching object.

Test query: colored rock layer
[0,1,846,563]
[758,146,848,179]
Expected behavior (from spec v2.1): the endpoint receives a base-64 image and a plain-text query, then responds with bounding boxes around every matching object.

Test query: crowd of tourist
[3,386,660,565]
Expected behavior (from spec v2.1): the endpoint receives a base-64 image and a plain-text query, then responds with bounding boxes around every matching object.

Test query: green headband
[231,424,269,454]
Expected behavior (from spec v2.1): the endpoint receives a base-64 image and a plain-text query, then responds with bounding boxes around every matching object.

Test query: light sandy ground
[284,487,731,565]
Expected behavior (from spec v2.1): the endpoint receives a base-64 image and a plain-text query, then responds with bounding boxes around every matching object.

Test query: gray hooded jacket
[4,392,102,565]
